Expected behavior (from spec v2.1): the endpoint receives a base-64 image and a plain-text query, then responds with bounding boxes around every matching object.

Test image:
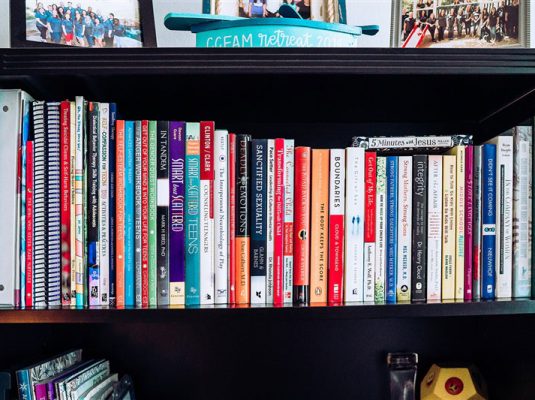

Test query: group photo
[25,0,142,48]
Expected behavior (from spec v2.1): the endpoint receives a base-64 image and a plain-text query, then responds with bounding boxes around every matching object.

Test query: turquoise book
[124,121,135,306]
[185,122,201,306]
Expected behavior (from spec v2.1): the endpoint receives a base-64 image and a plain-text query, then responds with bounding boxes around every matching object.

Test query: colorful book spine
[293,146,311,305]
[74,97,85,307]
[411,155,427,302]
[442,155,456,301]
[448,146,465,300]
[157,121,170,305]
[427,155,442,301]
[115,120,125,307]
[25,140,34,308]
[69,102,76,305]
[310,149,329,303]
[328,149,345,304]
[236,134,252,304]
[98,103,110,306]
[266,139,275,304]
[200,121,214,305]
[481,144,497,299]
[385,156,398,304]
[364,152,376,302]
[185,123,200,306]
[134,121,142,307]
[283,139,294,304]
[273,138,285,305]
[60,101,71,306]
[464,145,474,301]
[472,147,483,301]
[124,121,135,306]
[396,156,412,302]
[141,120,149,307]
[214,130,229,304]
[228,133,237,305]
[108,103,117,307]
[374,156,386,303]
[169,121,186,306]
[20,99,31,307]
[148,121,158,306]
[345,147,365,302]
[251,139,267,304]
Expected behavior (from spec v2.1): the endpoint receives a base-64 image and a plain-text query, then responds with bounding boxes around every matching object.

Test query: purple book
[169,121,186,305]
[464,145,474,301]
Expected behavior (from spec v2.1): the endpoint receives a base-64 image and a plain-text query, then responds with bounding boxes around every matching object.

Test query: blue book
[185,123,201,306]
[124,121,135,306]
[385,156,398,304]
[481,144,497,300]
[108,103,117,306]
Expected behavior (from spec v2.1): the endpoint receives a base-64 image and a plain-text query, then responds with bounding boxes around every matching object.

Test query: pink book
[464,145,474,301]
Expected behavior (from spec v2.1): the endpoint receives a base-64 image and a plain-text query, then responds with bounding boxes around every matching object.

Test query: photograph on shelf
[25,0,143,48]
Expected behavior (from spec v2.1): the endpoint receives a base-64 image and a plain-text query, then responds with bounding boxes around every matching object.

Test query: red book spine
[293,147,311,304]
[60,101,71,306]
[274,138,285,305]
[364,152,377,243]
[25,141,34,308]
[228,133,237,304]
[141,120,149,307]
[464,145,474,300]
[328,149,345,304]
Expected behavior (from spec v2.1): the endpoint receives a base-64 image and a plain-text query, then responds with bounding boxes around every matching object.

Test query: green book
[148,120,158,306]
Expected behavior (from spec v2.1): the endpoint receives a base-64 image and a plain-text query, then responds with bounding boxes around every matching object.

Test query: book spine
[328,149,345,304]
[69,102,76,305]
[283,140,294,304]
[148,121,158,306]
[157,121,170,305]
[364,152,376,302]
[374,156,386,303]
[251,139,267,304]
[513,127,532,297]
[17,100,29,308]
[396,156,412,302]
[464,145,474,301]
[74,97,84,307]
[228,133,237,304]
[200,121,214,305]
[293,147,311,304]
[265,140,275,304]
[411,155,427,302]
[16,370,31,400]
[236,134,251,304]
[141,120,149,307]
[60,101,71,306]
[134,121,142,307]
[442,155,456,300]
[344,147,365,302]
[310,149,329,303]
[25,141,34,308]
[427,155,442,301]
[108,103,117,306]
[472,147,483,300]
[98,103,110,306]
[482,144,497,299]
[169,121,186,305]
[452,146,466,300]
[34,382,48,400]
[214,130,229,304]
[115,120,125,307]
[273,138,285,305]
[124,121,135,306]
[185,123,200,306]
[385,156,398,304]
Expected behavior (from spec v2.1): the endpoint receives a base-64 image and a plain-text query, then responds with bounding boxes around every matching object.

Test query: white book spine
[200,178,214,305]
[266,140,275,304]
[283,140,294,304]
[69,102,77,306]
[427,155,442,301]
[363,153,376,303]
[344,147,365,302]
[396,156,412,301]
[98,103,110,306]
[374,157,387,303]
[214,130,228,304]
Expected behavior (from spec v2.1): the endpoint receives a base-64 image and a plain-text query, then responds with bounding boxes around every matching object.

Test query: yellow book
[448,146,465,300]
[442,155,456,300]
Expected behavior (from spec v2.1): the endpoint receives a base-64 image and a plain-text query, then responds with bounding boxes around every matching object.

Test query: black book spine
[411,154,427,301]
[157,121,169,305]
[108,103,117,306]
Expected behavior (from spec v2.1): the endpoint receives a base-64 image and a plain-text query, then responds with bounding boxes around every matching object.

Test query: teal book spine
[185,123,201,306]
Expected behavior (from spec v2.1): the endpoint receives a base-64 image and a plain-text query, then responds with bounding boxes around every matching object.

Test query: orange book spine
[115,120,125,307]
[310,149,329,303]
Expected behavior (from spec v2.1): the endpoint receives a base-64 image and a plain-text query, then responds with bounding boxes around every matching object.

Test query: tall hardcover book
[115,120,125,307]
[98,103,110,306]
[464,145,474,301]
[251,138,267,304]
[385,156,398,304]
[141,119,149,307]
[169,121,186,306]
[328,149,345,304]
[60,101,71,305]
[134,121,142,307]
[25,140,34,308]
[265,139,275,304]
[157,121,170,305]
[148,121,158,306]
[228,133,237,304]
[283,140,294,304]
[481,144,497,299]
[214,130,229,304]
[108,103,117,307]
[236,134,252,304]
[486,135,513,298]
[396,156,412,302]
[442,155,456,301]
[374,156,387,303]
[185,123,200,306]
[427,155,443,302]
[411,155,427,302]
[472,147,483,300]
[345,147,365,302]
[124,121,135,306]
[364,152,376,302]
[200,121,214,305]
[273,138,285,305]
[293,146,311,304]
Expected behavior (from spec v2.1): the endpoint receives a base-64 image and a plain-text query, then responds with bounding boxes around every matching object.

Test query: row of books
[15,349,134,400]
[0,89,532,308]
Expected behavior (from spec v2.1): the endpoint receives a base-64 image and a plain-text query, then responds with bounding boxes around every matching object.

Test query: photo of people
[400,0,521,48]
[26,0,142,47]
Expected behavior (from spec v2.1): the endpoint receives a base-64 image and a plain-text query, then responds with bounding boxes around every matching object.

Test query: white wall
[0,1,10,48]
[152,0,201,47]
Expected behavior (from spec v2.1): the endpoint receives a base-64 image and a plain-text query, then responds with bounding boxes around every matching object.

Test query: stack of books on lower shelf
[0,89,532,308]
